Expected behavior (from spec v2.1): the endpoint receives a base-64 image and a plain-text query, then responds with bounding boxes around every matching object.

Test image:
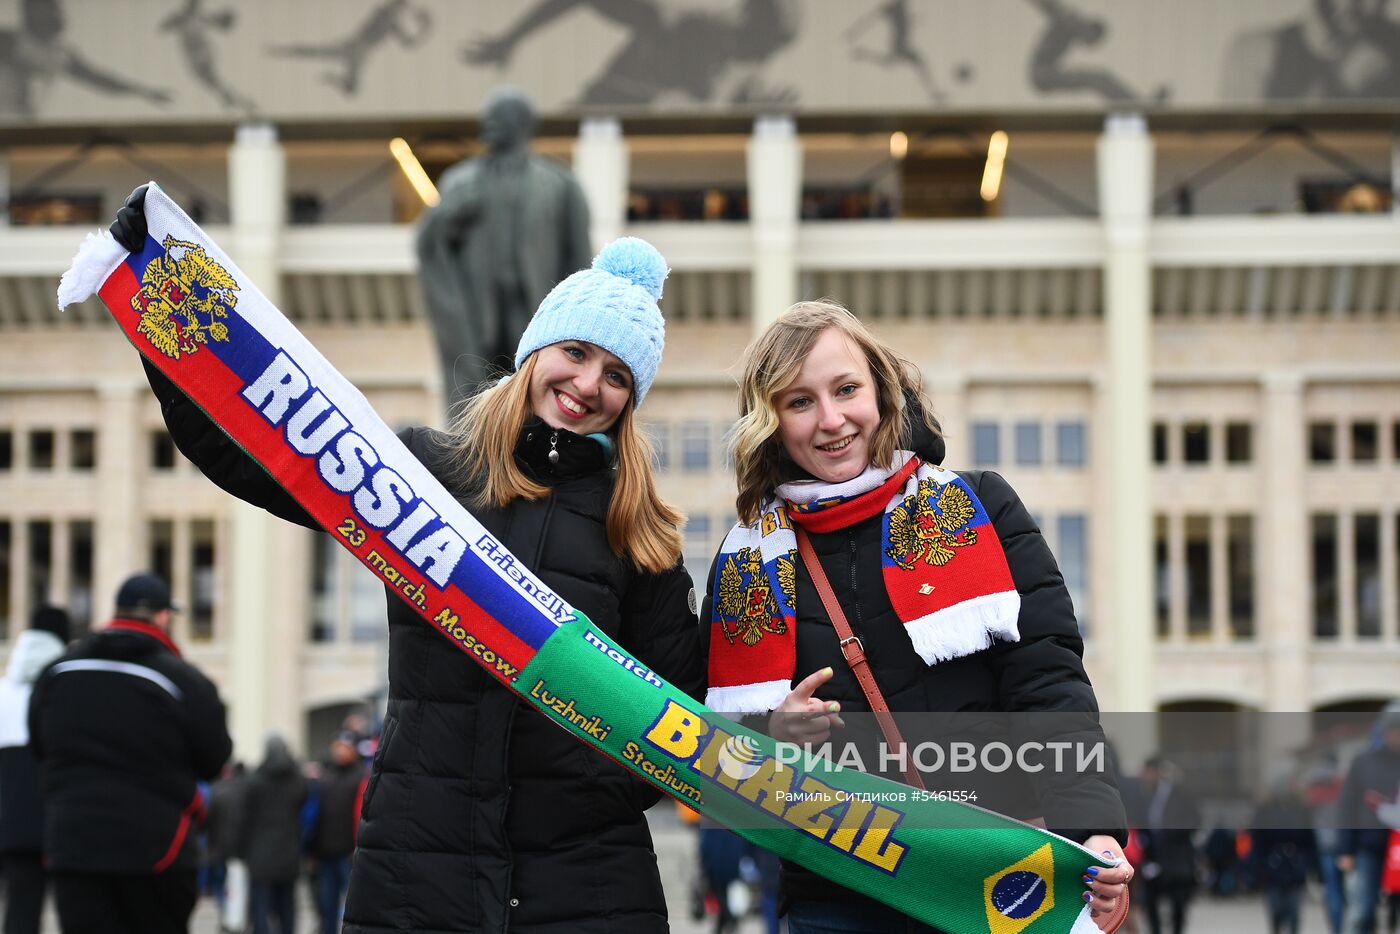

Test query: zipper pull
[548,430,560,465]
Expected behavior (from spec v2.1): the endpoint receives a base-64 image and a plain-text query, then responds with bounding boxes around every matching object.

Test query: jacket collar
[514,418,611,484]
[105,618,182,657]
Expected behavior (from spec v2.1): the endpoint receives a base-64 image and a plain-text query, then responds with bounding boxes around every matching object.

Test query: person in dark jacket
[1134,757,1200,934]
[1337,711,1400,934]
[1250,779,1318,934]
[27,572,232,934]
[206,761,251,934]
[308,731,365,934]
[241,735,308,934]
[0,605,69,934]
[109,190,702,934]
[703,301,1132,933]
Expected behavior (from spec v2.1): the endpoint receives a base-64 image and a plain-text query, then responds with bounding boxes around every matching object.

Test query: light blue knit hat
[514,237,669,407]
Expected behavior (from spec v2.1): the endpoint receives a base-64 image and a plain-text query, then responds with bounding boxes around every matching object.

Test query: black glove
[110,184,149,253]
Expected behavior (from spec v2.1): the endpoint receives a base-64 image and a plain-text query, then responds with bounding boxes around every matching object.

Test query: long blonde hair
[730,300,938,524]
[444,354,684,573]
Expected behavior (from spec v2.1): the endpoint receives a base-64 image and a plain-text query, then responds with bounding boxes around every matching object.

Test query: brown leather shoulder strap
[793,526,925,790]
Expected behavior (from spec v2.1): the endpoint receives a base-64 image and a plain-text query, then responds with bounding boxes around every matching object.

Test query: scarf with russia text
[57,183,1116,934]
[707,452,1021,713]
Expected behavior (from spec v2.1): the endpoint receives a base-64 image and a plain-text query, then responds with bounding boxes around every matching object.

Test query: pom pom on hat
[514,237,669,407]
[592,237,667,299]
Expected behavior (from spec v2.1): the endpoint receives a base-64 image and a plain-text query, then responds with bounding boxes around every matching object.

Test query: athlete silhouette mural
[0,0,170,116]
[159,0,254,113]
[267,0,431,96]
[461,0,801,107]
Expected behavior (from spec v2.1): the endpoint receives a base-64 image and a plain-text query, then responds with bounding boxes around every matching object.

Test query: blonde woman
[111,190,701,934]
[704,300,1132,933]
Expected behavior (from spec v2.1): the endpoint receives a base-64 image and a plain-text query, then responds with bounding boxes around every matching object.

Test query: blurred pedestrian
[28,572,232,934]
[242,735,308,934]
[307,732,364,934]
[1337,710,1400,934]
[207,761,251,934]
[0,605,69,934]
[1251,779,1317,934]
[1137,757,1200,934]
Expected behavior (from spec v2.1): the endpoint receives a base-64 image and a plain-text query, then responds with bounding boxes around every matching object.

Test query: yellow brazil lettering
[642,701,908,874]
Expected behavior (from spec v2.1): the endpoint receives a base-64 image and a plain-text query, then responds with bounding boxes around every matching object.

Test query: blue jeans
[315,856,353,934]
[1344,848,1385,934]
[787,898,946,934]
[250,880,297,934]
[1319,845,1348,934]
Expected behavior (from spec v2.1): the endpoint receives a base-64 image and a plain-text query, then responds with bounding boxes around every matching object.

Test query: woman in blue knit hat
[113,183,701,934]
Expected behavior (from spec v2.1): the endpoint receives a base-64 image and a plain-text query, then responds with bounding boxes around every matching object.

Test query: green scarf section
[525,617,1109,934]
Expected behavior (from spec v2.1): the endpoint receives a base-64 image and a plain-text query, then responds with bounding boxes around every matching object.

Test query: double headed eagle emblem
[131,235,239,360]
[715,547,796,647]
[886,477,979,569]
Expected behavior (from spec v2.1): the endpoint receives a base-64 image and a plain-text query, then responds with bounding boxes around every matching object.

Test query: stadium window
[28,430,54,471]
[680,421,711,472]
[972,421,1000,467]
[70,429,96,471]
[1184,515,1211,638]
[1309,421,1336,464]
[1224,422,1252,464]
[0,429,11,470]
[0,521,10,640]
[647,422,671,471]
[27,520,52,611]
[1393,420,1400,463]
[1356,512,1381,639]
[1014,422,1042,467]
[683,514,712,593]
[1227,515,1254,640]
[191,519,217,642]
[1154,515,1169,638]
[1182,422,1210,465]
[148,520,174,584]
[1351,420,1378,464]
[1055,421,1086,468]
[67,520,94,637]
[309,531,339,643]
[1311,513,1338,638]
[1056,514,1089,636]
[1152,422,1168,465]
[151,430,177,470]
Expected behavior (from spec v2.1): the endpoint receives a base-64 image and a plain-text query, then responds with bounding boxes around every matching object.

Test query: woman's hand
[768,667,844,745]
[1081,834,1133,931]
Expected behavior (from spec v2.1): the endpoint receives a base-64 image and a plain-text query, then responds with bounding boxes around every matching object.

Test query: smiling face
[774,327,881,484]
[527,340,633,435]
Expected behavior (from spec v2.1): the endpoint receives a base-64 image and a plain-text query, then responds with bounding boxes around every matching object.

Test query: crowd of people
[1,178,1396,934]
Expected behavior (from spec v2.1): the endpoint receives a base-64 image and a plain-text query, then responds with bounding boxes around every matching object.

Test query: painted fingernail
[1086,866,1099,877]
[1082,891,1093,903]
[827,703,839,713]
[1083,875,1094,885]
[823,667,834,676]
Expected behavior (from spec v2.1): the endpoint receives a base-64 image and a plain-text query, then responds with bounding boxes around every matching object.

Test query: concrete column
[93,382,143,622]
[573,117,628,250]
[1337,510,1357,643]
[747,116,801,333]
[1260,373,1308,708]
[1096,114,1155,725]
[226,123,298,761]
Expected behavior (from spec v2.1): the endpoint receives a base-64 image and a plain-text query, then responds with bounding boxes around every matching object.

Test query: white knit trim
[1069,904,1101,934]
[57,229,128,311]
[903,591,1022,666]
[776,451,915,505]
[705,680,790,716]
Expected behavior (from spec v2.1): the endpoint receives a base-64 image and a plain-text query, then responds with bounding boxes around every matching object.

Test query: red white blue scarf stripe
[707,452,1021,713]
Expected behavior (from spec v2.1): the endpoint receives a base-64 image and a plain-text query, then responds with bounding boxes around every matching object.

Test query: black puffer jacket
[148,363,703,933]
[241,736,308,883]
[27,621,231,874]
[703,423,1125,906]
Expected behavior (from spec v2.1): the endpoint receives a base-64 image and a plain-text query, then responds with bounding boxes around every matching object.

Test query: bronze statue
[415,89,592,412]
